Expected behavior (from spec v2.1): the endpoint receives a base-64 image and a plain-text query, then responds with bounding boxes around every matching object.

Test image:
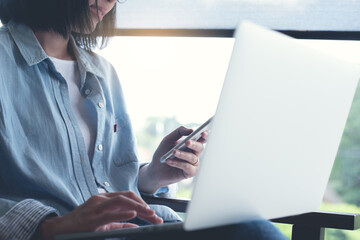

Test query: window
[97,36,234,159]
[115,0,360,32]
[97,37,234,198]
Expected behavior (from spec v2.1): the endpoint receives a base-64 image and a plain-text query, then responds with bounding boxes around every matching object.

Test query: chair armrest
[272,211,360,230]
[142,195,189,212]
[142,195,360,231]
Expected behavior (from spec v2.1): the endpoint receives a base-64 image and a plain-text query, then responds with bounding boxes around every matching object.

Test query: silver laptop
[184,20,359,230]
[56,21,360,239]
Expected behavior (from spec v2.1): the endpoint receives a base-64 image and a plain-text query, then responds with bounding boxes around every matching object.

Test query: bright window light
[98,37,360,211]
[98,37,234,132]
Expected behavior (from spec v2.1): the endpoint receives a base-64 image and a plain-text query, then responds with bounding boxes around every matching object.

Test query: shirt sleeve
[0,199,59,240]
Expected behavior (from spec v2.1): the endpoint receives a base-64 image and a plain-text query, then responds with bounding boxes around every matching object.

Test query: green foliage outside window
[331,83,360,206]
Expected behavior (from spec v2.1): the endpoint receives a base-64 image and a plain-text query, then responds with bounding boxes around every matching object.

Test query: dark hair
[0,0,116,50]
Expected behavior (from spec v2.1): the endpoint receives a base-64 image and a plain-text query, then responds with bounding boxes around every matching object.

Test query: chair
[142,195,360,240]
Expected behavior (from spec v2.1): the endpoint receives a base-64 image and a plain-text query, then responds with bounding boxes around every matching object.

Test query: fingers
[166,158,198,178]
[185,138,205,155]
[173,148,199,165]
[164,131,209,178]
[180,131,208,154]
[94,210,138,228]
[103,191,148,207]
[52,191,164,236]
[198,131,209,143]
[95,192,163,225]
[167,138,204,164]
[96,222,139,231]
[163,126,193,144]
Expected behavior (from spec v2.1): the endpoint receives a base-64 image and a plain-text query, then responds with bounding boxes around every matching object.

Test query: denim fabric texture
[0,21,179,239]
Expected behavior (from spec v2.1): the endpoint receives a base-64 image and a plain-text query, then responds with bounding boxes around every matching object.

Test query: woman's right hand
[38,191,163,240]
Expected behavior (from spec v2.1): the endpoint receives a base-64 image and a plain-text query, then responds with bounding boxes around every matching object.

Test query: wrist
[38,216,59,240]
[138,163,162,194]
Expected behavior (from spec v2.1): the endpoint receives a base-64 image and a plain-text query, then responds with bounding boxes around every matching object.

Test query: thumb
[163,126,193,144]
[96,222,139,231]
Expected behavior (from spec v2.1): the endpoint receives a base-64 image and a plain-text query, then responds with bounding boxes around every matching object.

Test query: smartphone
[159,116,213,163]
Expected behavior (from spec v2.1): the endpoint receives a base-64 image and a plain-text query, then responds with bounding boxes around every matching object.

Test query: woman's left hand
[138,126,207,194]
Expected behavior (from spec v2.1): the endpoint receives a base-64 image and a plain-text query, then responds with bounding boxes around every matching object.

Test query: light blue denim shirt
[0,21,179,239]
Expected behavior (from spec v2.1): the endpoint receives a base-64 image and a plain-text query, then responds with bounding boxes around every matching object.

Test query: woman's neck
[34,30,75,60]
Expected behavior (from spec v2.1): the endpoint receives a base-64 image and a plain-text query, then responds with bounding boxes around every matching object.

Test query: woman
[0,0,287,239]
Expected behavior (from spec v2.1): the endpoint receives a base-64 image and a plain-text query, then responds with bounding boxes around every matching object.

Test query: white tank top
[50,57,106,194]
[49,57,96,163]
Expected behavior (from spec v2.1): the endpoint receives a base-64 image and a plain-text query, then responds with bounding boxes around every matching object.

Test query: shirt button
[84,89,91,95]
[104,182,110,187]
[98,102,104,108]
[98,144,103,151]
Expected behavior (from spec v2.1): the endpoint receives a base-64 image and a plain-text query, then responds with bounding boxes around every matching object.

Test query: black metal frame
[112,29,360,40]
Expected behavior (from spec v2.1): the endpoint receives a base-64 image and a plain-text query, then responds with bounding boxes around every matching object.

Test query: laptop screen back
[184,21,360,231]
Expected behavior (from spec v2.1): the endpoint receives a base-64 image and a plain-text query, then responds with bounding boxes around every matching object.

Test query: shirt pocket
[111,114,138,167]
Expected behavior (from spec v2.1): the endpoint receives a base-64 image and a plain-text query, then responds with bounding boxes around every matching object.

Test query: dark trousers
[125,220,288,240]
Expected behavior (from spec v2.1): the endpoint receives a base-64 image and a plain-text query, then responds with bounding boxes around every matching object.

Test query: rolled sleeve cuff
[153,184,178,198]
[0,199,58,240]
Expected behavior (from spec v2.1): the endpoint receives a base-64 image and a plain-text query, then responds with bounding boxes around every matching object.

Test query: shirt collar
[7,21,47,66]
[7,21,104,79]
[69,36,104,80]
